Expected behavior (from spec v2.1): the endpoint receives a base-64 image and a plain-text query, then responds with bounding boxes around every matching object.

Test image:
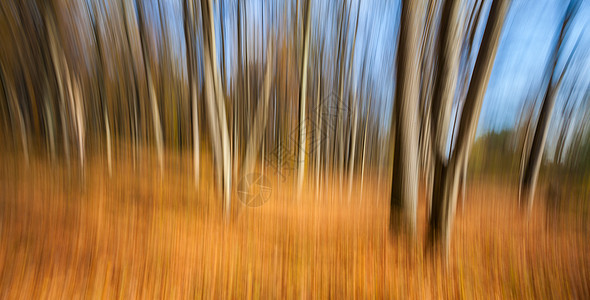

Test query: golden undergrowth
[0,148,588,299]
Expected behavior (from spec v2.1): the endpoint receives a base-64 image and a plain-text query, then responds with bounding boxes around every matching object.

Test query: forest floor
[0,147,588,299]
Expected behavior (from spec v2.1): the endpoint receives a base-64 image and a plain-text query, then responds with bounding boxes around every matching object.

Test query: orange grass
[0,148,588,298]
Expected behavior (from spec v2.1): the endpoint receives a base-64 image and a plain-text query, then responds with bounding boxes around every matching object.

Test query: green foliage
[565,128,590,177]
[468,129,519,180]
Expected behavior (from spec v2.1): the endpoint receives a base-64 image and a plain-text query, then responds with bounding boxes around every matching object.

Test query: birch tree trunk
[201,0,232,219]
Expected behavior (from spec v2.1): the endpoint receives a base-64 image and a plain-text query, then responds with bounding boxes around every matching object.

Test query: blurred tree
[519,0,581,215]
[390,0,424,239]
[200,0,232,220]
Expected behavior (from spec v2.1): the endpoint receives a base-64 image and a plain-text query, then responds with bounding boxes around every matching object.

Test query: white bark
[202,0,232,219]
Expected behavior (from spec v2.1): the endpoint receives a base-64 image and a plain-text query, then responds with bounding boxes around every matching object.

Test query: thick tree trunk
[390,0,424,238]
[430,0,462,161]
[428,158,462,256]
[427,0,510,260]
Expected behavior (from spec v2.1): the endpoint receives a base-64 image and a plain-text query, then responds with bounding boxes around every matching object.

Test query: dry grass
[0,148,588,299]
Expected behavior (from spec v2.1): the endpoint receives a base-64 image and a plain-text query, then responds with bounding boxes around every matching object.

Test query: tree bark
[242,41,274,177]
[520,0,579,215]
[135,0,164,175]
[427,0,510,259]
[390,0,424,238]
[201,0,232,219]
[184,0,200,187]
[296,0,312,199]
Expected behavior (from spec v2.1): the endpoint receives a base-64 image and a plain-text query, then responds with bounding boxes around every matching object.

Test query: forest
[0,0,589,298]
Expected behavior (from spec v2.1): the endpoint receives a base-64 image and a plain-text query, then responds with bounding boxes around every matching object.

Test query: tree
[135,0,165,175]
[390,0,424,238]
[242,40,274,178]
[184,0,200,187]
[296,0,312,199]
[427,0,510,259]
[519,0,581,215]
[200,0,232,219]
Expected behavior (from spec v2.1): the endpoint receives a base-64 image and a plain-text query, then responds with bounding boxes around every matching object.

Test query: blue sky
[156,0,590,138]
[481,0,590,134]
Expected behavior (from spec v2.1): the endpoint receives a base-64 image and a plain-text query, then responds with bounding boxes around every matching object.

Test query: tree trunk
[72,78,85,172]
[315,62,322,200]
[430,0,462,161]
[3,73,29,167]
[347,4,361,202]
[242,41,274,177]
[427,0,510,260]
[184,0,200,186]
[136,0,164,175]
[360,91,372,202]
[520,0,579,215]
[296,0,312,199]
[389,0,424,238]
[202,0,232,219]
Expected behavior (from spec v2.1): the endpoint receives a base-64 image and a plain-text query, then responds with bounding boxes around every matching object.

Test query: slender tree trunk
[3,76,29,167]
[184,0,200,186]
[315,62,322,200]
[520,0,579,215]
[520,80,562,214]
[233,0,243,179]
[73,78,85,172]
[89,0,112,176]
[120,0,141,171]
[105,108,112,176]
[242,41,274,177]
[202,0,232,219]
[296,0,312,199]
[347,4,361,202]
[136,0,164,175]
[45,100,56,162]
[333,0,348,199]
